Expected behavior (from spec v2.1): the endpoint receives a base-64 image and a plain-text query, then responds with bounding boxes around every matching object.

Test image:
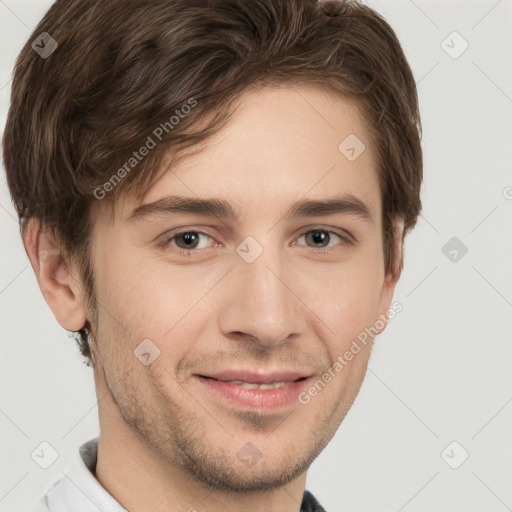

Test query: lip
[194,368,313,410]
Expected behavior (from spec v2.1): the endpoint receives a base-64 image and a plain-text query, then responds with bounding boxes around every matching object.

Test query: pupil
[181,233,198,248]
[309,230,328,247]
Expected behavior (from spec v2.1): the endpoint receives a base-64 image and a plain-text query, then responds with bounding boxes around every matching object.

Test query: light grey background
[1,1,511,511]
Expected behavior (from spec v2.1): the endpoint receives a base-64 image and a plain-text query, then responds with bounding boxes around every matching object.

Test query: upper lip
[197,369,312,384]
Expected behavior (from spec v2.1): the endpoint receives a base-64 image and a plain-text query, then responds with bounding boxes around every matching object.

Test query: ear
[22,218,88,332]
[375,217,405,334]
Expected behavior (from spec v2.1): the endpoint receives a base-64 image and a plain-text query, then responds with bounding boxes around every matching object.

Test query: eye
[294,228,352,252]
[159,230,218,255]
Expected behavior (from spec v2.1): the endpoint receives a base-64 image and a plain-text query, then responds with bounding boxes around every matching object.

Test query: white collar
[44,437,127,511]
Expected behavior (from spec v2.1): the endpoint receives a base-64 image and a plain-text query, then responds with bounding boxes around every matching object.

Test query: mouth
[194,370,312,410]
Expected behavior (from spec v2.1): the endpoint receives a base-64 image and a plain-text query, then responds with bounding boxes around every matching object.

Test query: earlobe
[23,218,87,332]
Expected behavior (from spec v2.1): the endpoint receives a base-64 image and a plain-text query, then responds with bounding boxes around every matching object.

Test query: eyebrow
[126,193,373,224]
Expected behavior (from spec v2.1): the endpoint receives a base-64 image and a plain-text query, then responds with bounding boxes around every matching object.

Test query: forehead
[103,85,380,225]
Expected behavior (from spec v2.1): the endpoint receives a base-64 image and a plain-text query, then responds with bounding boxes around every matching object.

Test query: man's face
[87,85,399,491]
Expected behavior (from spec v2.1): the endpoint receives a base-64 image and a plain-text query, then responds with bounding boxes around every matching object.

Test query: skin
[24,85,404,512]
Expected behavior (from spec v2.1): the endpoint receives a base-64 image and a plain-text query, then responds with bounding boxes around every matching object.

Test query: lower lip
[196,376,309,410]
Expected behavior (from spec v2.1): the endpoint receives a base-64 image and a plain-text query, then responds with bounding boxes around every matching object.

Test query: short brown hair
[2,0,422,367]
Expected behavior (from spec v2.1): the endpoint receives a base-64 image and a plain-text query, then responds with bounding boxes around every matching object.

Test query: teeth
[225,380,287,390]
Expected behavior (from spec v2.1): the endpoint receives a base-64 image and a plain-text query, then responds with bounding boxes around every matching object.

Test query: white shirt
[30,437,326,512]
[31,437,127,512]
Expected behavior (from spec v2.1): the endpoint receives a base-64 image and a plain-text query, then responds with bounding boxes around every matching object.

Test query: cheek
[93,253,173,342]
[96,254,221,360]
[305,253,385,351]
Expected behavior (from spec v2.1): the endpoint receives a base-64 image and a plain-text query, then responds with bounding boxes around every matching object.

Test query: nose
[218,241,304,349]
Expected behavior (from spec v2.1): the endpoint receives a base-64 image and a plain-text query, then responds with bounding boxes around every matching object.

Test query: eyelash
[159,227,354,257]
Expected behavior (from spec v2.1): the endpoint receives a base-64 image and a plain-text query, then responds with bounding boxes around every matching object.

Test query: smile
[195,373,311,410]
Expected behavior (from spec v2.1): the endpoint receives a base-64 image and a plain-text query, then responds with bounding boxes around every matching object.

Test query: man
[2,0,422,510]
